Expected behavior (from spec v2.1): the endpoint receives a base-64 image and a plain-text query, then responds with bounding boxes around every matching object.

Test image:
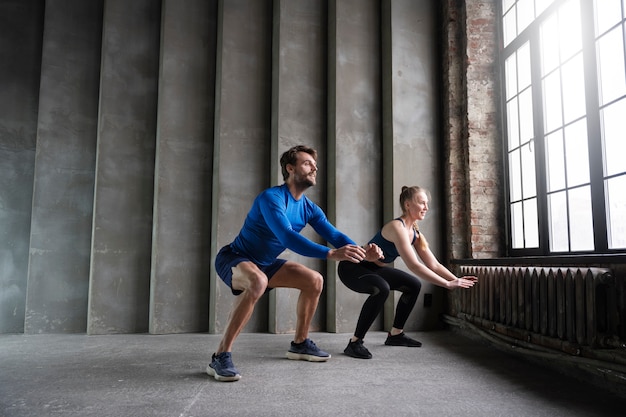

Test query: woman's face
[406,191,429,221]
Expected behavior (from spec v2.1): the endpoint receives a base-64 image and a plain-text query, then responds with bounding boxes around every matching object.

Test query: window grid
[501,0,626,254]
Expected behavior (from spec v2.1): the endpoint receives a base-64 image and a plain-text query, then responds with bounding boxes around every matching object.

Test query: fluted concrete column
[210,0,273,334]
[269,0,327,334]
[25,0,103,334]
[0,0,44,334]
[148,0,217,335]
[87,0,161,334]
[327,0,382,333]
[382,0,442,331]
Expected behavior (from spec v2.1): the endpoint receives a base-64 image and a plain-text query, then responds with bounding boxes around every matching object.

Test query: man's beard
[294,173,315,188]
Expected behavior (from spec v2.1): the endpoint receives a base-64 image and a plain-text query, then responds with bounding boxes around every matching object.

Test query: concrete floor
[1,330,625,417]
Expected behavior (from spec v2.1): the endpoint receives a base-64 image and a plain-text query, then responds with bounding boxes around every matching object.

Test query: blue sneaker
[207,352,241,382]
[286,338,331,362]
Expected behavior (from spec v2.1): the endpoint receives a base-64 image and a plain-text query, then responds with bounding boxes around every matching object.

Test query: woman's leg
[338,261,390,340]
[376,267,422,331]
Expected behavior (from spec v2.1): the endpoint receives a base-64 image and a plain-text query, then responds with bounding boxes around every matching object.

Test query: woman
[338,186,477,359]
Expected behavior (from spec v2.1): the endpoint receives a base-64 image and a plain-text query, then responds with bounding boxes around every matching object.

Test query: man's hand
[327,244,367,263]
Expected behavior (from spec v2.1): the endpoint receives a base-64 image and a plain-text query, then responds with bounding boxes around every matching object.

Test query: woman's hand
[449,276,478,289]
[327,243,383,263]
[327,244,367,263]
[362,243,384,262]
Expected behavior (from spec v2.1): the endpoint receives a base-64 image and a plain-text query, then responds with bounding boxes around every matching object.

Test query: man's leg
[208,261,268,382]
[268,261,323,342]
[268,262,329,361]
[217,261,268,353]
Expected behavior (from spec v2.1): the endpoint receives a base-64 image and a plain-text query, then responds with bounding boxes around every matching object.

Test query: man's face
[290,152,318,187]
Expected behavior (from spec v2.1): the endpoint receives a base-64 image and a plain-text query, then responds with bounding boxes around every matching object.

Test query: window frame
[499,0,626,256]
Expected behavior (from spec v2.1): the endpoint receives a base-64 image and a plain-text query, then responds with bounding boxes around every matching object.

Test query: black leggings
[337,261,422,339]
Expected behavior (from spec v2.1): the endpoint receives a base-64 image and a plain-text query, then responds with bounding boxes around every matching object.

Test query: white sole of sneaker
[285,352,331,362]
[206,365,242,382]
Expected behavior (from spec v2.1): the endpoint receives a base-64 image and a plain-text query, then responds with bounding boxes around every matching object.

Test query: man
[209,145,382,382]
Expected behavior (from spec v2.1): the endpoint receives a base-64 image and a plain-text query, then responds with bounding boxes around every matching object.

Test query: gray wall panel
[0,0,44,334]
[25,0,103,334]
[88,0,161,334]
[327,0,382,333]
[270,0,326,335]
[149,0,217,334]
[383,0,442,331]
[210,0,273,334]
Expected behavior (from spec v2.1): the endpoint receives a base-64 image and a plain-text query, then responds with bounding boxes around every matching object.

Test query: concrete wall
[87,0,161,334]
[269,0,327,334]
[327,0,382,333]
[149,0,217,334]
[0,0,44,333]
[0,0,446,335]
[210,0,274,334]
[382,0,443,330]
[25,0,103,333]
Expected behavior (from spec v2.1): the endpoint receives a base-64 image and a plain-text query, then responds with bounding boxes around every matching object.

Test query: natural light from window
[502,0,626,253]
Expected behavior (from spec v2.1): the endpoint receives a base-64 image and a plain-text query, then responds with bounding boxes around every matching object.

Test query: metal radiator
[452,266,618,351]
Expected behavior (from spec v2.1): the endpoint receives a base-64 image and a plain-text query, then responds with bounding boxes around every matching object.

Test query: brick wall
[441,0,504,260]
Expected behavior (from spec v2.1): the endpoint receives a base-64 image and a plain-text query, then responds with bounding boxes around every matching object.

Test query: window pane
[519,88,534,142]
[507,99,520,149]
[565,119,590,187]
[511,201,525,248]
[606,175,626,249]
[524,198,539,247]
[503,8,517,47]
[601,98,626,176]
[543,70,562,133]
[561,53,586,124]
[569,186,595,251]
[535,0,555,17]
[597,27,626,105]
[505,54,518,100]
[548,191,569,251]
[518,0,535,34]
[558,0,583,62]
[594,0,623,36]
[518,42,532,91]
[503,0,515,14]
[541,1,583,72]
[509,149,522,201]
[541,13,560,74]
[521,142,537,197]
[545,130,565,192]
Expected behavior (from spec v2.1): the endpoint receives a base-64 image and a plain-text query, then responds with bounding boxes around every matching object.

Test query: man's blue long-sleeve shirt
[230,184,356,266]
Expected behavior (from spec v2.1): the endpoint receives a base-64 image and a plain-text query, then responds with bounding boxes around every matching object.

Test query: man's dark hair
[280,145,317,181]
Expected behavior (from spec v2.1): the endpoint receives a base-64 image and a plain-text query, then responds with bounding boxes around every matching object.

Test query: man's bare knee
[247,273,268,298]
[304,271,324,295]
[232,264,268,299]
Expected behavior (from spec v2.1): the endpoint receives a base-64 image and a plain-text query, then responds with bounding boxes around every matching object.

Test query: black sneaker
[207,352,241,382]
[344,339,372,359]
[286,338,331,362]
[384,332,422,347]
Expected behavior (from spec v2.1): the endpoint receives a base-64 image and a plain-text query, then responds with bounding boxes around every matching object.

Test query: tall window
[502,0,626,254]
